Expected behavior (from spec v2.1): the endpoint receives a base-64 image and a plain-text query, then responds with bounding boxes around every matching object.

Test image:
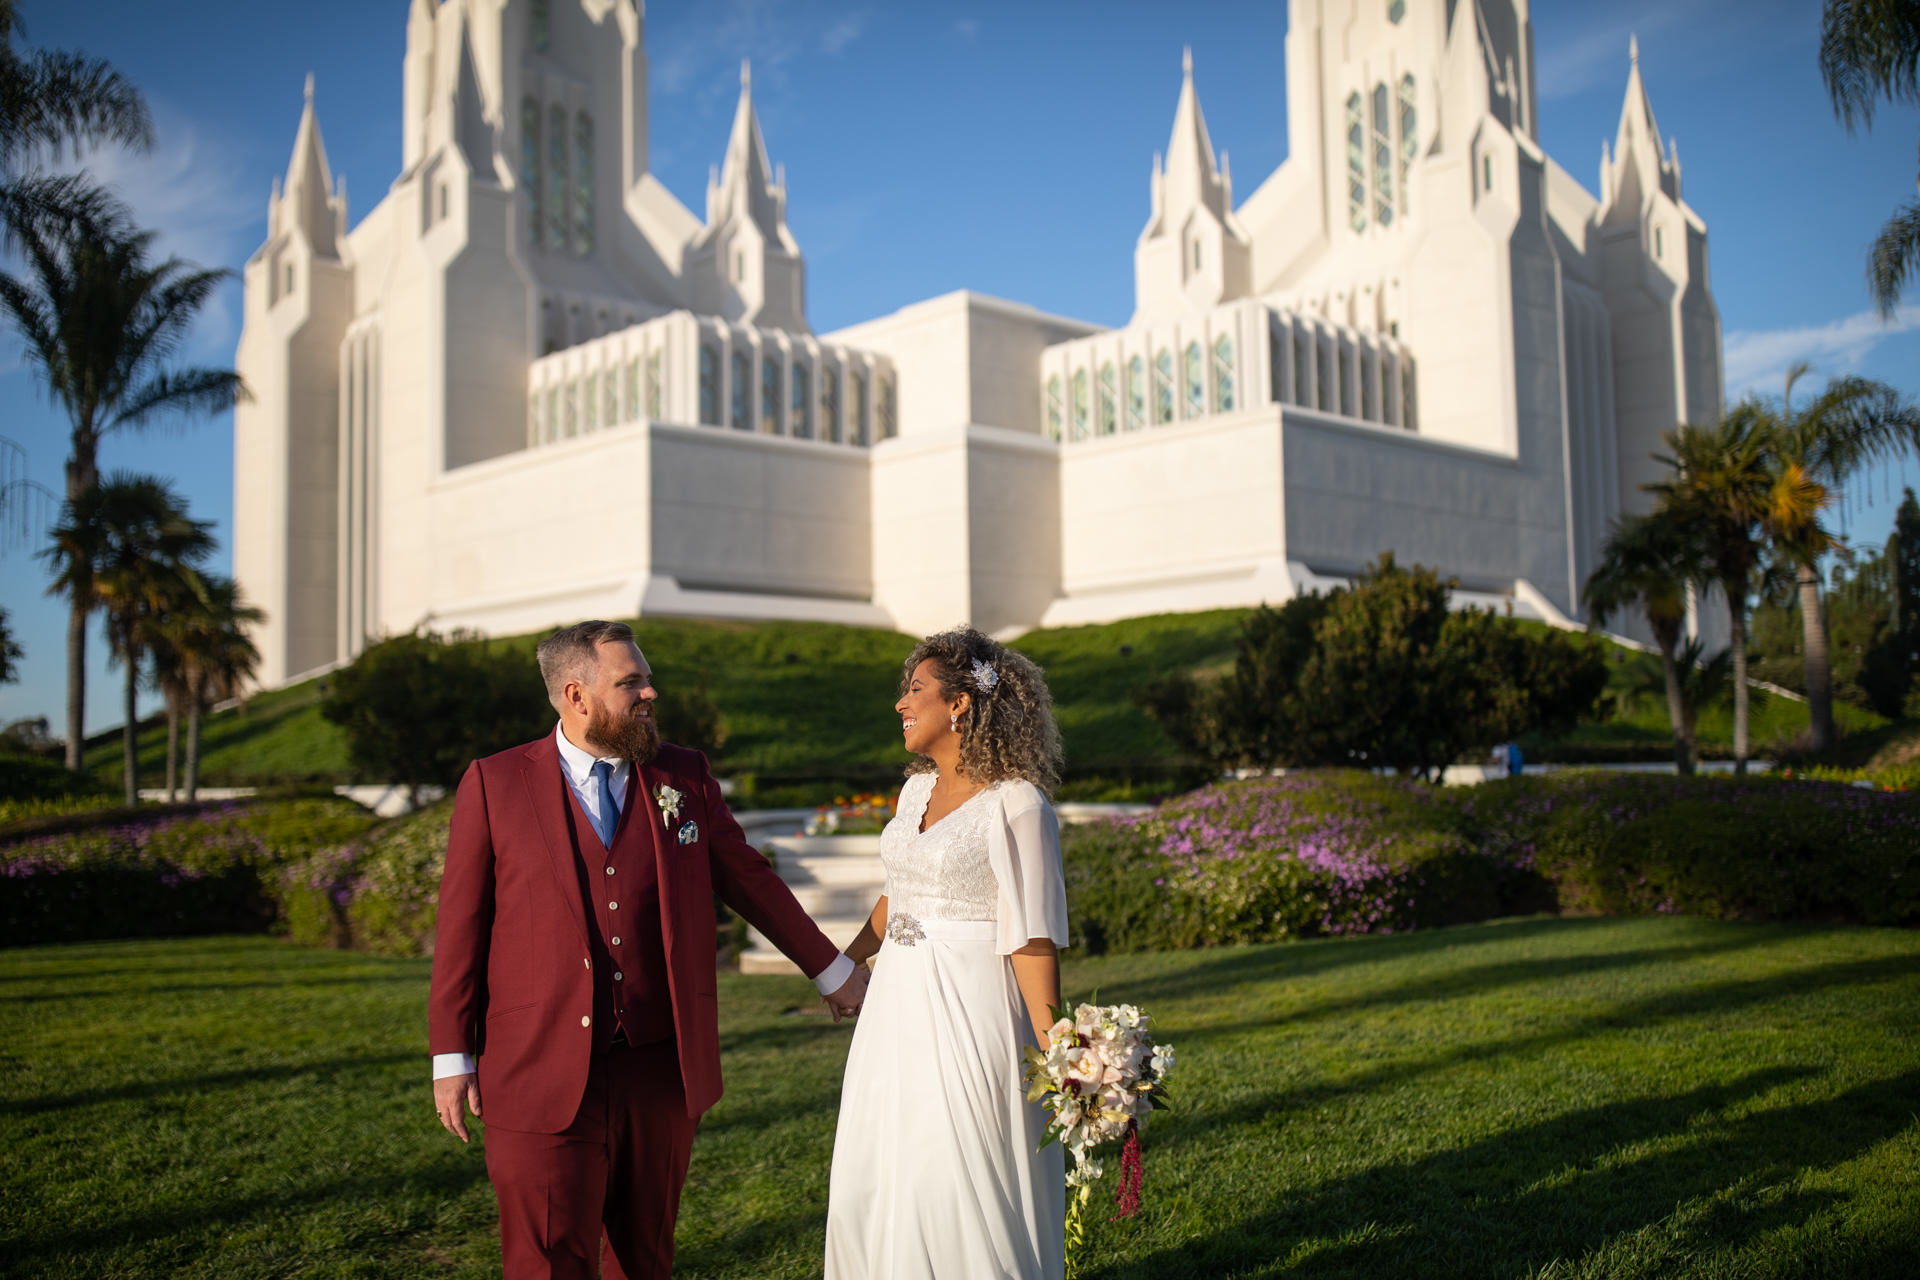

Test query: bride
[824,627,1068,1279]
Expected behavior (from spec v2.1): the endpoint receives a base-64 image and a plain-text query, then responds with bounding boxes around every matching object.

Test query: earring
[949,713,959,733]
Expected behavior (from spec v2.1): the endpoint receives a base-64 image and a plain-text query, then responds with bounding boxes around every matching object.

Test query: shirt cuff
[432,1052,477,1080]
[811,952,856,996]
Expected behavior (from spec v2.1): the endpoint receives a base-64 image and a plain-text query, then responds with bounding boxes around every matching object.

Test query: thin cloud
[953,19,980,42]
[821,14,866,56]
[1532,1,1713,103]
[1723,304,1920,401]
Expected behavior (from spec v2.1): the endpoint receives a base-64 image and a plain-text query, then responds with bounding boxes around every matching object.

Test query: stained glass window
[761,355,781,434]
[1046,375,1062,440]
[1154,349,1174,424]
[1213,335,1235,413]
[878,375,897,440]
[1097,362,1117,436]
[852,370,869,446]
[1071,369,1089,442]
[791,361,812,439]
[1185,342,1204,417]
[646,351,662,419]
[530,0,550,51]
[698,342,719,425]
[585,372,598,431]
[1398,75,1416,216]
[573,113,594,256]
[1347,92,1366,233]
[546,105,568,251]
[521,98,541,243]
[731,348,750,430]
[624,359,639,421]
[821,366,841,443]
[1372,84,1394,227]
[1126,355,1145,430]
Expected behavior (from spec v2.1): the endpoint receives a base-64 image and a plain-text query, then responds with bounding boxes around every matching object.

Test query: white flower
[654,784,683,827]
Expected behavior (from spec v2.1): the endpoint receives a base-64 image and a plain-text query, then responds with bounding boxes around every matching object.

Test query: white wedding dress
[825,771,1069,1280]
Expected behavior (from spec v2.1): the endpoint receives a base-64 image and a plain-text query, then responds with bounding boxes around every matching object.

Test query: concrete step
[740,914,873,975]
[787,885,882,917]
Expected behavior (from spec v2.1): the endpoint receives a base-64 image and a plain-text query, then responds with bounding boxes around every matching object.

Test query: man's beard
[587,697,660,765]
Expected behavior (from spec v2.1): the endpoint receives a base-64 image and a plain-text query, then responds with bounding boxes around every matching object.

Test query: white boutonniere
[654,783,683,829]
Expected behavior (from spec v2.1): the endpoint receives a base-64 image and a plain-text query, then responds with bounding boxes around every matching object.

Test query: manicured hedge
[1,800,379,946]
[1062,770,1920,953]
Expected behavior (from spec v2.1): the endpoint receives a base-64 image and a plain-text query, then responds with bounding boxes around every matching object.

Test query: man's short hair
[536,620,637,711]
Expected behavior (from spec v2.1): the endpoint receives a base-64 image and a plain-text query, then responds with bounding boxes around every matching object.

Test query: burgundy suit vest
[563,772,673,1047]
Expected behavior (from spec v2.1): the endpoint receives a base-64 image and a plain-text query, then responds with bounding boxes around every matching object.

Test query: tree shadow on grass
[1158,951,1920,1151]
[0,970,427,1004]
[1101,917,1785,1016]
[3,1146,491,1270]
[1,1052,418,1117]
[1105,1066,1920,1279]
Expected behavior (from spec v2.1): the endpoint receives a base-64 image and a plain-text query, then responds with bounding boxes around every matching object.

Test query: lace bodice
[880,772,1003,924]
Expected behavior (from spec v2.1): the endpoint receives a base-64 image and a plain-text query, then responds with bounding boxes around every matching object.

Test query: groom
[430,620,868,1279]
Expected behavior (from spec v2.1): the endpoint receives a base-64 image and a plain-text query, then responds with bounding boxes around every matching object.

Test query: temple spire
[281,74,338,257]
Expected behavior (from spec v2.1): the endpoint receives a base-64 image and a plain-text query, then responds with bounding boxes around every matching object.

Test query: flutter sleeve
[985,781,1070,956]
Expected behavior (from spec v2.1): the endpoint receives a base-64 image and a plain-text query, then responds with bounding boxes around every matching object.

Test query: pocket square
[676,819,700,845]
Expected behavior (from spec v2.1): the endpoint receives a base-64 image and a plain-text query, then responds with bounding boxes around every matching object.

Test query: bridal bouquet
[1024,1002,1176,1277]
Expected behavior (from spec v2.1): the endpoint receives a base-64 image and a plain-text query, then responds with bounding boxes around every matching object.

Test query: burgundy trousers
[483,1038,698,1280]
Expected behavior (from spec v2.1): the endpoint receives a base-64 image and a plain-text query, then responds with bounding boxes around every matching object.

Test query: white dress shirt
[433,723,853,1079]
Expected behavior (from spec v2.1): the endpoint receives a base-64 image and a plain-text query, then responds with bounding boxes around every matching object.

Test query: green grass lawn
[4,918,1916,1278]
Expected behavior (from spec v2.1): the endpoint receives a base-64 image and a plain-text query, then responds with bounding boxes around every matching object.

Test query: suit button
[580,1015,591,1027]
[614,971,624,981]
[608,901,618,911]
[610,936,621,946]
[606,866,616,875]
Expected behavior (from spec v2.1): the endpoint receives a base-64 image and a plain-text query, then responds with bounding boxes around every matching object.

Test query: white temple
[234,0,1721,688]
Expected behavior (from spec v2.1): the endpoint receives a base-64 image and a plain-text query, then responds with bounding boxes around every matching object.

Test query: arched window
[521,98,541,243]
[603,368,617,426]
[1045,374,1062,441]
[1371,83,1394,227]
[1213,335,1235,413]
[1339,340,1356,417]
[1184,342,1205,418]
[573,112,594,256]
[585,372,598,430]
[698,342,720,425]
[1397,74,1416,215]
[565,380,579,436]
[1401,361,1418,431]
[1071,369,1089,442]
[1387,0,1404,23]
[546,105,568,252]
[730,348,750,430]
[646,350,663,419]
[543,387,557,442]
[624,359,639,421]
[1192,241,1202,271]
[791,360,812,439]
[1346,92,1366,233]
[1097,362,1117,436]
[761,354,781,434]
[530,0,551,51]
[821,365,842,443]
[1317,335,1334,413]
[1360,349,1376,421]
[1294,327,1313,407]
[852,369,870,446]
[1126,355,1145,430]
[1153,349,1174,424]
[878,375,897,440]
[1483,152,1493,192]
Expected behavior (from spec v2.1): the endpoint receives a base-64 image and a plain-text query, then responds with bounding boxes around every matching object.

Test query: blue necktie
[590,760,618,847]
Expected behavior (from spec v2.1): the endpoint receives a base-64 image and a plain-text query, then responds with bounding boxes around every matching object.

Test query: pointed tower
[233,77,355,686]
[1596,35,1723,518]
[1132,49,1252,324]
[686,61,807,331]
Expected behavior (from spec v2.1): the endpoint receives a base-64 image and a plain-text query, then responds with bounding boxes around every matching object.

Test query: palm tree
[170,573,262,801]
[0,204,243,772]
[0,1,151,174]
[1586,511,1711,773]
[1766,365,1920,749]
[44,474,213,803]
[1820,0,1920,314]
[1646,410,1786,774]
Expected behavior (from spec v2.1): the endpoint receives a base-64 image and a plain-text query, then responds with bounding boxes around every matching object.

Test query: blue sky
[3,0,1918,736]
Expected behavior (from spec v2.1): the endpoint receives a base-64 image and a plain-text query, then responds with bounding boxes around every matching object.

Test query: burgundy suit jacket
[428,734,841,1131]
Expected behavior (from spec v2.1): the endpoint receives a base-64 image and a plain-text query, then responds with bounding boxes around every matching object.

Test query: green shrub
[1466,773,1920,927]
[346,800,452,956]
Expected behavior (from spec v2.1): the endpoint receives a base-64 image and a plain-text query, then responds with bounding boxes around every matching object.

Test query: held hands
[823,961,870,1021]
[434,1073,483,1142]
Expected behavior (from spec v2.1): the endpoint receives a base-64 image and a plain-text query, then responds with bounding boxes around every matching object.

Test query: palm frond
[0,48,152,168]
[1867,196,1920,318]
[1820,0,1920,131]
[107,368,248,435]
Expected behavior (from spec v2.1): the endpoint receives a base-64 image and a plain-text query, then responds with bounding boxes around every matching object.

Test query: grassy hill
[77,609,1891,793]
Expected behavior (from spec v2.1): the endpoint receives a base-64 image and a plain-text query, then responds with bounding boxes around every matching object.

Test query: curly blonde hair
[901,627,1063,794]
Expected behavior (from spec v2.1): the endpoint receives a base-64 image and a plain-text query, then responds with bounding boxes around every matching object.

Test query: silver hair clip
[971,658,999,691]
